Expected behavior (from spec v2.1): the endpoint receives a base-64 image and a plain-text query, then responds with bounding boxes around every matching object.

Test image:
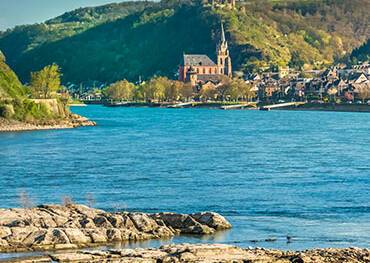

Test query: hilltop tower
[217,23,232,77]
[207,0,236,9]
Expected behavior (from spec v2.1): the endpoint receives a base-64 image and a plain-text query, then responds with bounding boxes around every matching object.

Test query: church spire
[221,22,226,43]
[217,22,232,78]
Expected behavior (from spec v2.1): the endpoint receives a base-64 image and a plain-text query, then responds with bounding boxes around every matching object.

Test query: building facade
[178,23,232,86]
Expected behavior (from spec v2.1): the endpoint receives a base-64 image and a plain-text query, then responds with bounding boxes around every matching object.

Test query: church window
[220,58,223,65]
[203,68,206,74]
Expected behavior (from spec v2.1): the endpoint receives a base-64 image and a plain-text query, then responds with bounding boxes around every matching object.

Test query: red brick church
[178,23,232,86]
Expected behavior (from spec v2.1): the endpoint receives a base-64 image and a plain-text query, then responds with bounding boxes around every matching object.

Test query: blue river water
[0,106,369,252]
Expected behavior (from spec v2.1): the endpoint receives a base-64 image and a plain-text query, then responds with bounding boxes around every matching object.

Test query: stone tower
[217,23,232,77]
[208,0,236,8]
[186,66,198,87]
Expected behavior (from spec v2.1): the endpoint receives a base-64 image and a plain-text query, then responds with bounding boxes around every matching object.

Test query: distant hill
[0,0,369,84]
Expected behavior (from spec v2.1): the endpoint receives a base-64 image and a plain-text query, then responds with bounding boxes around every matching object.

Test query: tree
[199,85,217,101]
[179,82,193,101]
[229,78,255,101]
[143,77,169,102]
[357,83,370,103]
[288,51,305,71]
[104,80,135,101]
[134,83,146,101]
[327,87,338,102]
[30,64,61,99]
[216,76,232,101]
[164,80,181,102]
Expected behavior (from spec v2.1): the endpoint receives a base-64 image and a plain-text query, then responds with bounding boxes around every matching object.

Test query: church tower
[217,23,232,77]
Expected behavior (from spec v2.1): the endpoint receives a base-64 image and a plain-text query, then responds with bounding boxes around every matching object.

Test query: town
[71,27,370,110]
[55,0,370,111]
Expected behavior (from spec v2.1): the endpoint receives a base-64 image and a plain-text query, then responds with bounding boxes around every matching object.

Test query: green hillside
[0,0,369,84]
[0,51,25,99]
[0,53,58,122]
[0,1,152,67]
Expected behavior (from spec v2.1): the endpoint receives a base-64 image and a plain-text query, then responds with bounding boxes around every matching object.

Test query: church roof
[183,54,216,67]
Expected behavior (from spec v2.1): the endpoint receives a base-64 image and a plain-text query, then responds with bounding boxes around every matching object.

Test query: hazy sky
[0,0,124,31]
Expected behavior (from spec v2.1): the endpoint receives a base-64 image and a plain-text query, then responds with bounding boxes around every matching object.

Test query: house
[353,62,370,75]
[321,67,338,81]
[348,72,368,85]
[336,79,348,96]
[179,23,232,87]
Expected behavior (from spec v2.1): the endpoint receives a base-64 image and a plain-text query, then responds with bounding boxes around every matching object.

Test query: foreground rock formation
[0,114,96,132]
[3,244,370,263]
[0,204,231,252]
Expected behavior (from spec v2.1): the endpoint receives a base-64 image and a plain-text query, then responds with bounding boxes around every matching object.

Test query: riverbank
[103,101,257,109]
[279,103,370,113]
[101,100,370,112]
[2,244,369,262]
[0,204,231,253]
[0,114,96,132]
[1,205,368,262]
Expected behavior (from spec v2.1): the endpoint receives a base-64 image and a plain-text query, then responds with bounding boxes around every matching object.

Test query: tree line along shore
[74,63,370,112]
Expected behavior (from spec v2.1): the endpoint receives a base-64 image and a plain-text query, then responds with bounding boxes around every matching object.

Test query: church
[178,23,232,87]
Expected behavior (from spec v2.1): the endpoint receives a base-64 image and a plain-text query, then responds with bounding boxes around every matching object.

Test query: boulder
[50,252,95,262]
[0,205,231,252]
[151,213,214,234]
[191,212,232,230]
[85,229,108,243]
[6,226,39,244]
[129,213,160,232]
[0,226,11,239]
[79,217,95,228]
[93,215,113,228]
[22,229,48,246]
[63,228,90,244]
[106,228,122,242]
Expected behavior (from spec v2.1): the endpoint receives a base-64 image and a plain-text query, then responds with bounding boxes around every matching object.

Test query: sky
[0,0,124,31]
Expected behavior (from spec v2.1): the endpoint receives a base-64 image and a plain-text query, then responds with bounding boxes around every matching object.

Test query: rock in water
[0,204,231,252]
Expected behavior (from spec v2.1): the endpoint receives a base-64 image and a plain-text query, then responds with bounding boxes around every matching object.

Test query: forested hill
[0,52,25,100]
[0,0,369,84]
[350,39,370,64]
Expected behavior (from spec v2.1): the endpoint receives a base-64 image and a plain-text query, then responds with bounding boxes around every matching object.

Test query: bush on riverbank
[0,53,68,123]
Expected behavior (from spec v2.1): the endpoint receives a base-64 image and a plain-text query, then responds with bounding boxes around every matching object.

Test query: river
[0,105,369,251]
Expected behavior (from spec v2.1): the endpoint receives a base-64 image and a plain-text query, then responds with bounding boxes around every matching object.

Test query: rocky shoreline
[0,204,231,253]
[0,114,96,132]
[0,205,369,262]
[2,244,369,262]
